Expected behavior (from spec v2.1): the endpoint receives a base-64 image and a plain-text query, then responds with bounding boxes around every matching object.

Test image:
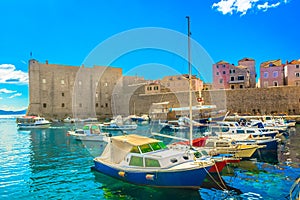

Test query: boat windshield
[130,142,167,154]
[140,144,153,153]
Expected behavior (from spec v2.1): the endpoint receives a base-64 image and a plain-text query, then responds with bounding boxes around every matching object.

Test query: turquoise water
[0,117,299,199]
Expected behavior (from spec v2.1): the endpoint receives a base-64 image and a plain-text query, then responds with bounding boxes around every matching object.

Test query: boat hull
[75,135,107,142]
[209,161,227,173]
[252,138,279,163]
[93,159,211,189]
[17,123,51,129]
[101,125,137,131]
[216,145,258,158]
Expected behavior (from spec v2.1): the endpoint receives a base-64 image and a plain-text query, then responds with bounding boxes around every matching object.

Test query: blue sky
[0,0,299,111]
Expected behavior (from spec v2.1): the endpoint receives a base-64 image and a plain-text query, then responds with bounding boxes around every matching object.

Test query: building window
[295,72,300,77]
[62,92,64,97]
[79,103,82,108]
[232,69,235,73]
[216,72,219,76]
[95,103,99,107]
[273,71,278,78]
[273,81,278,86]
[238,76,244,80]
[62,103,65,107]
[61,79,65,84]
[263,72,268,78]
[296,65,299,69]
[230,77,234,81]
[105,103,108,108]
[240,85,244,89]
[223,64,226,68]
[219,79,223,84]
[42,79,46,84]
[147,86,152,91]
[231,85,234,89]
[154,86,159,90]
[223,71,226,75]
[43,103,47,108]
[216,65,219,69]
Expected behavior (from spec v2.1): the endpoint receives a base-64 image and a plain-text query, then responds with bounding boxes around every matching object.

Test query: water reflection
[0,119,299,199]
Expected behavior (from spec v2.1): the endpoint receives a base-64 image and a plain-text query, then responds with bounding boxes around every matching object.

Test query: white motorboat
[16,116,51,129]
[67,124,110,141]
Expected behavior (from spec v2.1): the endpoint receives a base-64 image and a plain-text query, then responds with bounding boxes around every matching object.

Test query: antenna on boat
[186,16,193,149]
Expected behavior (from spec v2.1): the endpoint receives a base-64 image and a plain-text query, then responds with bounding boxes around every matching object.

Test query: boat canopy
[111,134,160,146]
[100,134,162,164]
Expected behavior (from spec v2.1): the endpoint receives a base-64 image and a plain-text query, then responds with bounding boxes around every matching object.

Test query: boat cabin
[101,134,196,169]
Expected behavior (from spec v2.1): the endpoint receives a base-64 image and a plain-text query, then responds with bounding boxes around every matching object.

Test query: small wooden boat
[203,137,264,159]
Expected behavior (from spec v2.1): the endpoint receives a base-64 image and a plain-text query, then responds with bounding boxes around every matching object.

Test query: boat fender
[146,174,155,180]
[118,171,125,177]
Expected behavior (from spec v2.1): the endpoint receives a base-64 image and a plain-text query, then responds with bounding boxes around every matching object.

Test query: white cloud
[8,93,22,99]
[212,0,236,15]
[0,88,17,94]
[235,0,259,15]
[0,105,27,111]
[0,64,28,84]
[257,2,281,11]
[212,0,288,15]
[0,97,2,100]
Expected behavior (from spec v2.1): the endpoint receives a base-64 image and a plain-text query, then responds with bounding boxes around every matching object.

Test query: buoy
[145,174,155,180]
[118,171,125,177]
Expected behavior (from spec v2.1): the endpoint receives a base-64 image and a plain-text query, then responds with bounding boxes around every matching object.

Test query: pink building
[284,60,300,86]
[212,61,233,89]
[260,59,284,88]
[213,60,252,90]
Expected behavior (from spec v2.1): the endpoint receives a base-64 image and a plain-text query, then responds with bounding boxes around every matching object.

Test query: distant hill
[0,109,27,115]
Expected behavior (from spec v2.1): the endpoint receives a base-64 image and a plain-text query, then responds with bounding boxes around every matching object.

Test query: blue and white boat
[93,134,214,189]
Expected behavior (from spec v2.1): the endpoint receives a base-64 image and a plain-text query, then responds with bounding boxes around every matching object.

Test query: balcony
[229,80,245,84]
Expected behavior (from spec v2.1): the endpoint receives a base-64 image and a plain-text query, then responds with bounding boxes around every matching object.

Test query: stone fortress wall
[130,86,300,118]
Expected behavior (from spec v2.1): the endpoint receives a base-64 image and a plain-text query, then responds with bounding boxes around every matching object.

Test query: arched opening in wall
[238,109,241,115]
[271,111,277,115]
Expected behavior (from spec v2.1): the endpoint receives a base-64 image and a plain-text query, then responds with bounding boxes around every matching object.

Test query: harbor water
[0,117,299,199]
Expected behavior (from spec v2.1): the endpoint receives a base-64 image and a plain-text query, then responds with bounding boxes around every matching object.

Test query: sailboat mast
[186,16,193,148]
